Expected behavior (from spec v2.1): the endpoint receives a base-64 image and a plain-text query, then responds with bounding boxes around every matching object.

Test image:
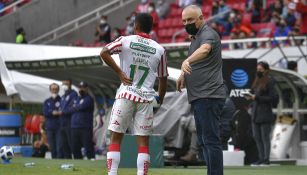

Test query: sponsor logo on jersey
[130,42,156,54]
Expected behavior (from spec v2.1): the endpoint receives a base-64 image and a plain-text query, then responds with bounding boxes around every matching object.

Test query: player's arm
[181,43,212,74]
[157,51,168,104]
[158,77,167,104]
[100,47,132,85]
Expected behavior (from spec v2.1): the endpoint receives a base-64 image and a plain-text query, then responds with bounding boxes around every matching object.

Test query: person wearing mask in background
[148,2,159,38]
[247,62,277,167]
[136,0,150,13]
[53,79,78,159]
[43,83,61,159]
[15,27,27,44]
[293,0,307,35]
[95,15,111,44]
[156,0,169,19]
[68,82,95,160]
[111,28,121,41]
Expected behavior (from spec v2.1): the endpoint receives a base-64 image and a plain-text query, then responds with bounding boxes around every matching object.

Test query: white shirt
[105,33,168,102]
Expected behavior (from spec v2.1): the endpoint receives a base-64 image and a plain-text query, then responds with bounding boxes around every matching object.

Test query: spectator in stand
[262,0,283,22]
[15,27,27,44]
[247,31,258,48]
[156,0,169,19]
[294,1,307,34]
[285,7,297,28]
[222,12,236,36]
[289,26,304,45]
[271,11,282,25]
[178,0,194,8]
[125,12,136,36]
[274,19,291,37]
[229,31,240,49]
[95,15,111,44]
[217,0,230,21]
[136,0,150,13]
[212,1,219,16]
[282,0,291,18]
[148,3,159,37]
[210,22,222,38]
[70,82,95,160]
[237,31,248,49]
[250,1,261,23]
[43,83,61,159]
[111,28,121,41]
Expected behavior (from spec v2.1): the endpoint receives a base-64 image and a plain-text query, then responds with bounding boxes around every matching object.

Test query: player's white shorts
[108,98,154,136]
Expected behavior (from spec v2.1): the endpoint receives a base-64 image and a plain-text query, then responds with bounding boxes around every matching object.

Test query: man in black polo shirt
[177,5,226,175]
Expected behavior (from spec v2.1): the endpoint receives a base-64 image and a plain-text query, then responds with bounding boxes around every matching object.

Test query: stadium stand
[0,0,31,17]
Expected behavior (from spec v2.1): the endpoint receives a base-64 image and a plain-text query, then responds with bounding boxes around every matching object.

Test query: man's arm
[100,48,132,85]
[158,77,167,104]
[181,43,212,74]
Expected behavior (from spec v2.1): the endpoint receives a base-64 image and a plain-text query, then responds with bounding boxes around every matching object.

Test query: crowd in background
[90,0,307,47]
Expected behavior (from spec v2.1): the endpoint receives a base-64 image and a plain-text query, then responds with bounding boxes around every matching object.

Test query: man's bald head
[183,5,203,17]
[182,5,205,35]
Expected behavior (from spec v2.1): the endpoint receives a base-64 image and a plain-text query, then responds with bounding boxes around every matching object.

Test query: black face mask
[185,23,199,36]
[79,90,86,97]
[257,71,264,78]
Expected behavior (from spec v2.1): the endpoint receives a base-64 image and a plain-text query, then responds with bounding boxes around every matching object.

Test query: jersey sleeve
[157,50,168,78]
[105,36,124,55]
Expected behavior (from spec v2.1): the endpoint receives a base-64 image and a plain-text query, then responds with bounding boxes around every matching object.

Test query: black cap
[78,81,88,88]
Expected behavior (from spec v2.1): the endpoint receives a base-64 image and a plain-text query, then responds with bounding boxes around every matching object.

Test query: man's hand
[176,74,185,92]
[119,71,132,86]
[52,110,60,116]
[181,59,192,74]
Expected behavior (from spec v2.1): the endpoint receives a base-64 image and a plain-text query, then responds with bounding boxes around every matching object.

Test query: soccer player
[100,13,168,175]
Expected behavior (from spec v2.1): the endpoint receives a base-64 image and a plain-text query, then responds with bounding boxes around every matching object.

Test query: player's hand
[176,74,185,92]
[119,71,132,86]
[181,59,192,74]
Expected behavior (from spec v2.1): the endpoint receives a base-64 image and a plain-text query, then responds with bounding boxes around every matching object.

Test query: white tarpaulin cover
[0,43,180,103]
[0,43,100,103]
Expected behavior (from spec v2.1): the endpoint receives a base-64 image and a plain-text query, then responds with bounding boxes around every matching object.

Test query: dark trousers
[252,123,272,162]
[46,129,61,159]
[71,128,95,159]
[59,126,72,159]
[191,98,225,175]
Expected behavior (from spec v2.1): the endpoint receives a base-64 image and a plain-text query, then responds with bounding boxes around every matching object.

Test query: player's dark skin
[100,21,167,148]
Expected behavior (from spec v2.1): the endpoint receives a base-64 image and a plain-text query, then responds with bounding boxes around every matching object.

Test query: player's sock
[137,146,150,175]
[107,143,120,175]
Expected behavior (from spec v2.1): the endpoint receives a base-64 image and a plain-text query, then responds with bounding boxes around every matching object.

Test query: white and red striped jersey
[105,33,168,102]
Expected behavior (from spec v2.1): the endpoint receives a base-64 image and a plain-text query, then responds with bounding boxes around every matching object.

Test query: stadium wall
[51,0,176,45]
[0,0,112,43]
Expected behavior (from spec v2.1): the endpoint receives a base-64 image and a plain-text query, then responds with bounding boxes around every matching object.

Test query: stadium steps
[0,0,112,43]
[29,0,139,45]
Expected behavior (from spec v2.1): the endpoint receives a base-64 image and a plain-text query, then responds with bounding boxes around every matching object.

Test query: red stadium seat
[251,23,276,37]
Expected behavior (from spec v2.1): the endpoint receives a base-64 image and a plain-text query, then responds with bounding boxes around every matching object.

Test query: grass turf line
[0,157,306,175]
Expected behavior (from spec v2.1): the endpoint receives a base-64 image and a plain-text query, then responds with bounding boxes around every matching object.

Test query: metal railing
[0,0,29,14]
[29,0,136,44]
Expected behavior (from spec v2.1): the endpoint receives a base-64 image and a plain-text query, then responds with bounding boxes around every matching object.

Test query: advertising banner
[223,59,257,109]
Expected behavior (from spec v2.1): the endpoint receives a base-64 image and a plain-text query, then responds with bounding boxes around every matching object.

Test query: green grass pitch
[0,157,307,175]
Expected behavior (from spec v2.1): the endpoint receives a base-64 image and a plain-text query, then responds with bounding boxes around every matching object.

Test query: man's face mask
[185,22,199,36]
